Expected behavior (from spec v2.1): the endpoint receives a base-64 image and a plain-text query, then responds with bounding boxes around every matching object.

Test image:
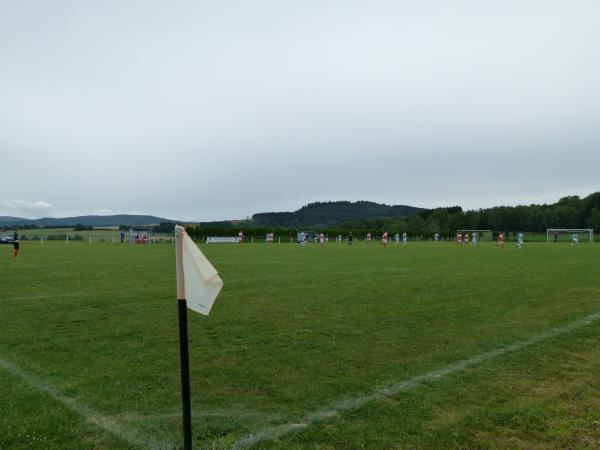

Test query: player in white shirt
[366,232,372,243]
[238,231,244,243]
[382,231,389,247]
[319,233,325,247]
[571,233,579,245]
[516,232,524,248]
[402,232,407,245]
[471,232,477,246]
[456,232,462,244]
[434,232,439,243]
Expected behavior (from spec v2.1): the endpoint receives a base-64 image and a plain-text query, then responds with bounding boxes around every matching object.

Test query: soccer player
[571,233,579,245]
[12,229,20,259]
[402,232,407,245]
[471,232,478,246]
[348,232,353,246]
[516,232,524,248]
[238,231,244,243]
[497,232,505,249]
[464,233,469,245]
[434,232,439,243]
[382,231,389,247]
[366,232,372,243]
[319,233,325,247]
[456,232,462,244]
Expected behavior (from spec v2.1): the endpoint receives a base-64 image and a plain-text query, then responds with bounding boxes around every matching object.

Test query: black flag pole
[176,227,193,450]
[178,298,192,450]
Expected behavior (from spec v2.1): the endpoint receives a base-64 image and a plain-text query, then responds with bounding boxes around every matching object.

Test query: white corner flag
[175,225,223,315]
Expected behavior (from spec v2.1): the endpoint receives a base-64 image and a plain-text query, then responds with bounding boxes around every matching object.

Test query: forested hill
[252,201,424,227]
[0,214,173,228]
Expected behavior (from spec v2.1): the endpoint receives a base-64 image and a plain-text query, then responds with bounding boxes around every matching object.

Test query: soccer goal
[546,229,593,244]
[456,230,493,242]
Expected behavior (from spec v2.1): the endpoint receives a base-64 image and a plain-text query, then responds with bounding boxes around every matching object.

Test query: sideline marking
[1,293,86,302]
[225,267,414,286]
[122,409,285,424]
[0,286,172,303]
[0,356,169,449]
[233,310,600,449]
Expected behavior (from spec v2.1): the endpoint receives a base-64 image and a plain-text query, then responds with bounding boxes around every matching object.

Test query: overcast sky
[1,1,598,221]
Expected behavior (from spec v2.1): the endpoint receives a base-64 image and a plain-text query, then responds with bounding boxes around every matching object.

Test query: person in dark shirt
[348,232,353,246]
[12,229,20,259]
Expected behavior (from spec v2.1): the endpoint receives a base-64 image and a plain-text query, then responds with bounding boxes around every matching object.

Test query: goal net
[456,229,493,242]
[546,229,593,244]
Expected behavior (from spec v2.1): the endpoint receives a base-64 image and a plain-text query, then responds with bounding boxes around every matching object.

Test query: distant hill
[252,201,424,228]
[0,214,175,228]
[0,216,26,224]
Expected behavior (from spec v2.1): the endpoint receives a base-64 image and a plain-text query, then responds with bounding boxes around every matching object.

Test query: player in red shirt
[497,232,505,249]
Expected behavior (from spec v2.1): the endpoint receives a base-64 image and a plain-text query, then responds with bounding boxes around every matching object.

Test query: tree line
[166,193,600,239]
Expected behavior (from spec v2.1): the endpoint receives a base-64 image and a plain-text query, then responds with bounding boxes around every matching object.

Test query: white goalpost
[546,228,593,244]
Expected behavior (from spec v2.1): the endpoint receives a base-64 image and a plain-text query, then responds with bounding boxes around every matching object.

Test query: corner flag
[175,225,223,315]
[174,225,223,450]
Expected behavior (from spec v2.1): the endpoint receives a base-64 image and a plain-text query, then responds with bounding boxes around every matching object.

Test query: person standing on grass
[348,232,353,246]
[402,232,407,245]
[12,229,20,259]
[319,233,325,247]
[382,231,389,247]
[516,232,524,248]
[497,232,505,249]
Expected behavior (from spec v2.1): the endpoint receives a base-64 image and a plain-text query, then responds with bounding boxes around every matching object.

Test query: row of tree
[175,193,600,239]
[252,201,422,228]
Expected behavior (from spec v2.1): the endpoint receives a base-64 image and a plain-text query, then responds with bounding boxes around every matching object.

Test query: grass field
[1,241,599,449]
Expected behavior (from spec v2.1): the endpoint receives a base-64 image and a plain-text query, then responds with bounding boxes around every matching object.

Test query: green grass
[1,241,599,449]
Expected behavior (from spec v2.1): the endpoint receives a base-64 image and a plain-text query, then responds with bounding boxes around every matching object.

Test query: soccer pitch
[1,241,599,449]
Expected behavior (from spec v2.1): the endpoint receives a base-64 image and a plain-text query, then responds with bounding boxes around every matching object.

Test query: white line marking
[121,409,285,423]
[0,356,170,449]
[0,286,172,303]
[225,267,414,286]
[233,310,600,449]
[1,293,86,302]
